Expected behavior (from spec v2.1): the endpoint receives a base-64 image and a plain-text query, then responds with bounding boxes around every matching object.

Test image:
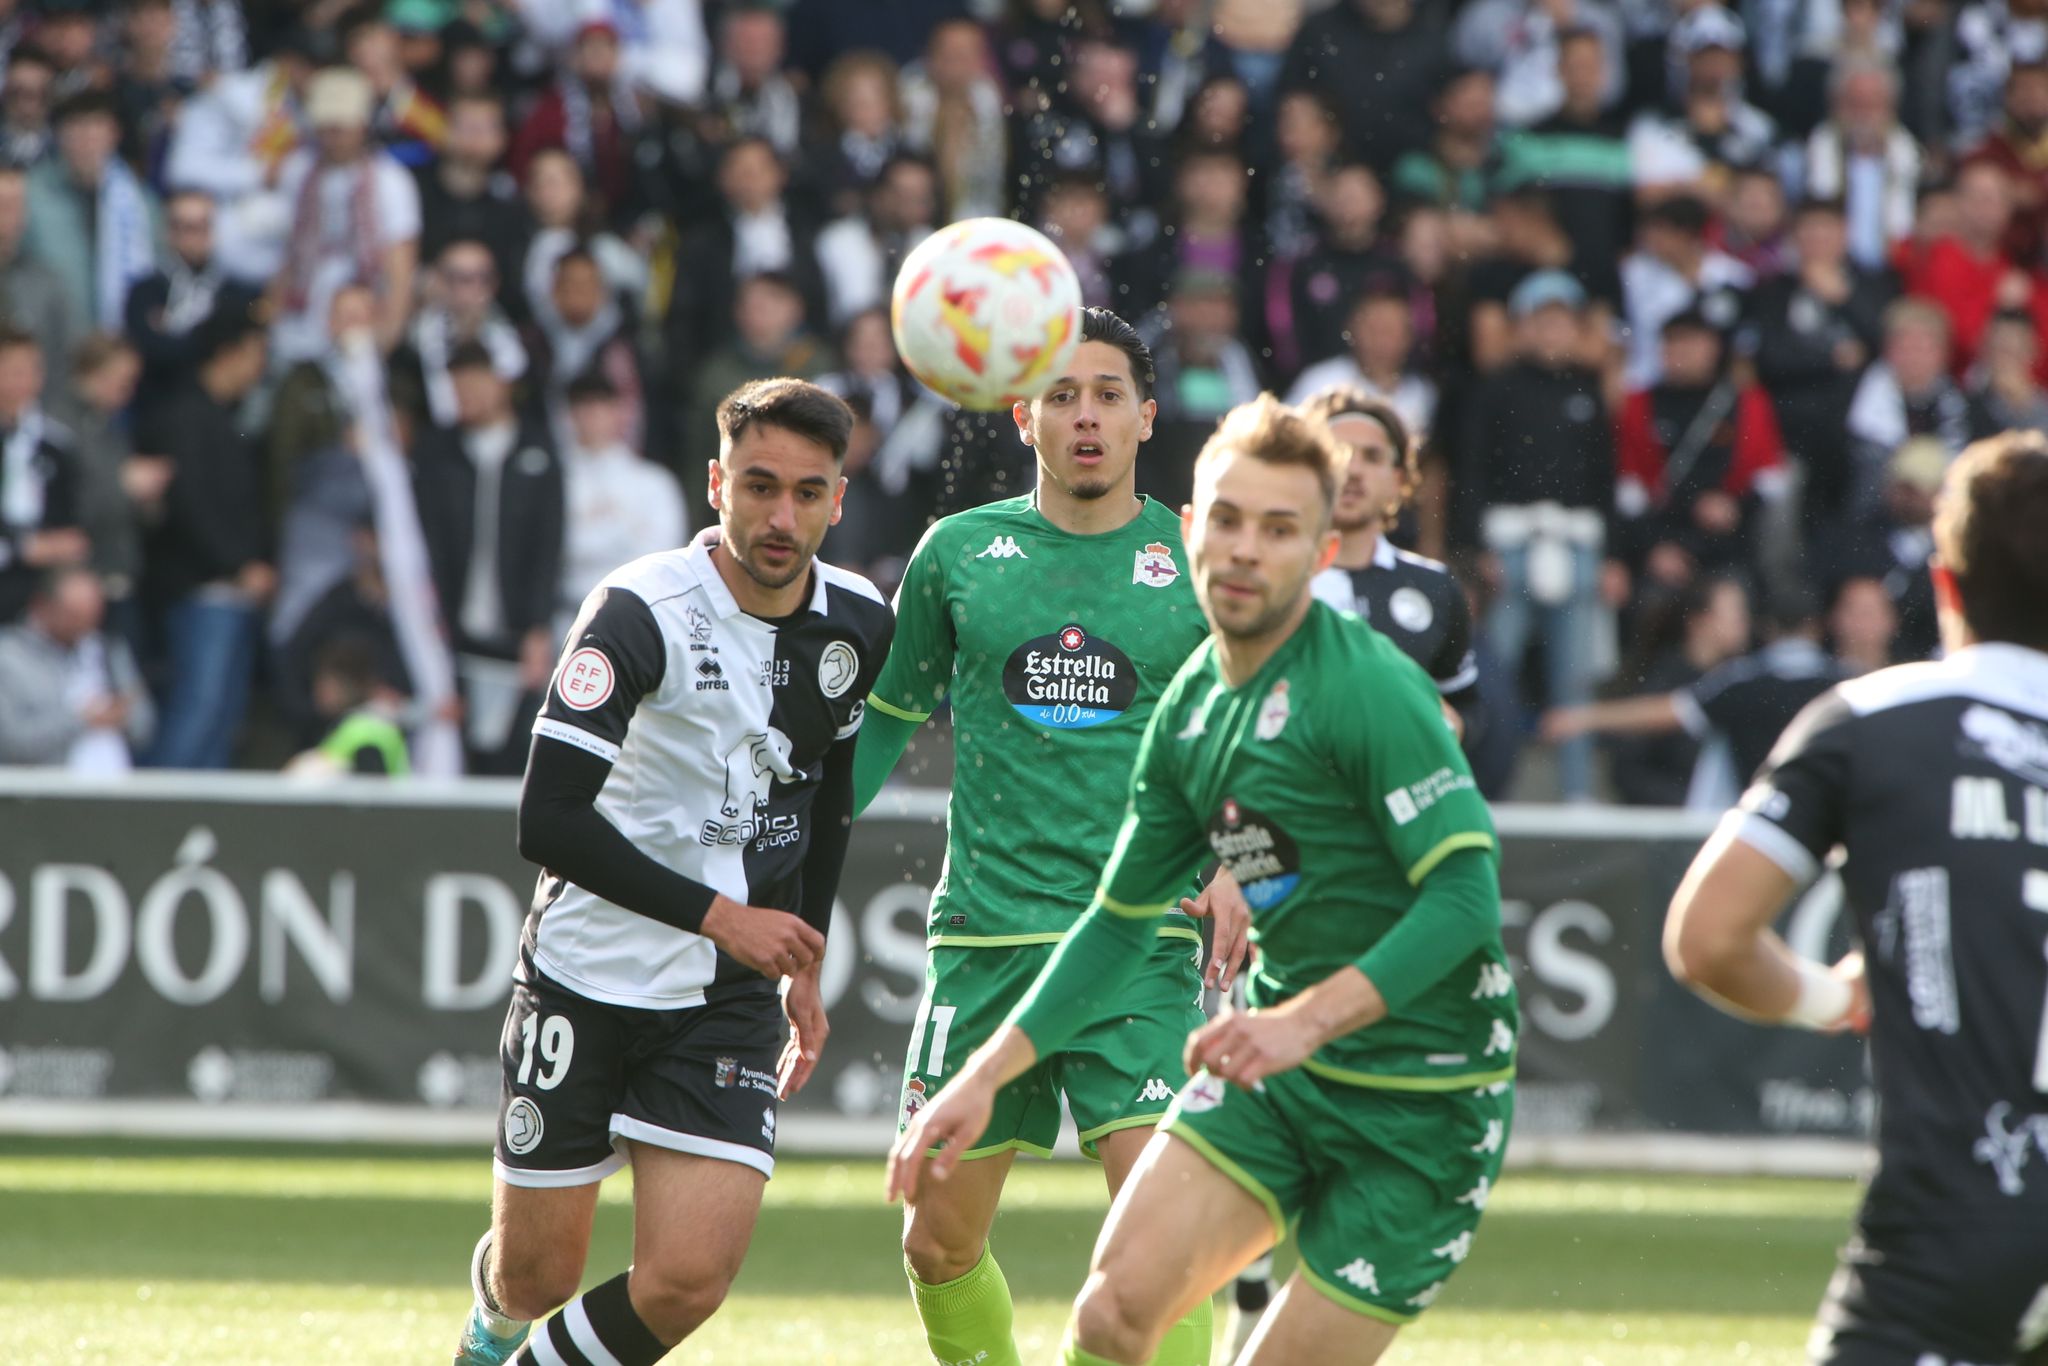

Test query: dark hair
[565,369,618,405]
[314,636,380,705]
[191,303,266,365]
[1557,24,1606,51]
[1074,306,1154,402]
[1194,392,1346,514]
[1795,194,1847,219]
[6,43,52,72]
[716,377,855,462]
[551,245,600,280]
[1935,429,2048,649]
[0,324,38,357]
[1761,578,1823,636]
[1299,386,1416,506]
[1645,195,1711,236]
[52,89,118,126]
[445,338,497,374]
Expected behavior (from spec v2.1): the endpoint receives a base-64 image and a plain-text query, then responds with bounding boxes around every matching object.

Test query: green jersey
[869,494,1210,947]
[1095,602,1516,1089]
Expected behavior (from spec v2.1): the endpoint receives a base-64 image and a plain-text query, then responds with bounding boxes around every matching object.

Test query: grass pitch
[0,1138,1857,1363]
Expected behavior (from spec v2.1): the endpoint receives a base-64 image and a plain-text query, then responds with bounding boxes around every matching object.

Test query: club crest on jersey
[1255,679,1291,741]
[686,605,715,650]
[557,648,615,711]
[1004,624,1138,729]
[714,1056,738,1089]
[819,640,860,698]
[1133,541,1179,587]
[1389,586,1434,634]
[902,1077,928,1118]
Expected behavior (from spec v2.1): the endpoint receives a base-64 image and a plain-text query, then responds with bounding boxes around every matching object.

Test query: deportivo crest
[902,1077,929,1118]
[1254,679,1291,741]
[1133,540,1180,587]
[1178,1070,1226,1114]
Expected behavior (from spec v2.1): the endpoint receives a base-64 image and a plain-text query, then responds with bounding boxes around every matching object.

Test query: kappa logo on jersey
[686,605,715,650]
[1389,585,1434,633]
[1003,623,1138,729]
[701,728,804,846]
[819,640,860,698]
[503,1096,544,1156]
[1254,679,1291,741]
[1132,540,1180,587]
[1177,1070,1226,1113]
[556,648,615,711]
[1960,705,2048,786]
[1136,1077,1175,1104]
[977,535,1029,560]
[1207,797,1302,910]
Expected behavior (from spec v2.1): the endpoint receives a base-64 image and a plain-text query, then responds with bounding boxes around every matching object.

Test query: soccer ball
[890,217,1084,411]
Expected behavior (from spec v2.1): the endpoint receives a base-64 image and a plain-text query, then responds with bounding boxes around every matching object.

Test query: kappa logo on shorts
[1334,1259,1380,1294]
[1406,1281,1444,1310]
[1177,1070,1225,1114]
[504,1096,544,1156]
[1136,1078,1175,1104]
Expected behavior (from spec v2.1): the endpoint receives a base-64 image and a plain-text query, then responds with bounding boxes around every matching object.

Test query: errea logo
[977,535,1028,560]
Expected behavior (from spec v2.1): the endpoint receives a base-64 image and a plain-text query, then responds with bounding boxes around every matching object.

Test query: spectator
[1286,288,1438,441]
[899,17,1007,223]
[1037,171,1117,309]
[265,282,373,530]
[49,333,162,636]
[1620,193,1753,386]
[0,565,153,771]
[0,43,55,167]
[584,0,710,109]
[1716,165,1793,278]
[282,635,410,777]
[269,65,421,362]
[1946,0,2048,153]
[1900,158,2025,376]
[703,3,804,159]
[1826,571,1900,676]
[167,0,247,88]
[1262,89,1344,261]
[1745,194,1896,530]
[1280,0,1450,175]
[0,326,85,624]
[1501,26,1634,280]
[1818,435,1943,662]
[815,153,936,328]
[1014,37,1169,242]
[1967,307,2048,435]
[811,49,904,221]
[1142,270,1263,509]
[685,270,830,511]
[1845,298,1972,520]
[1453,270,1621,800]
[123,189,262,422]
[556,370,683,636]
[1964,57,2048,263]
[1284,162,1413,380]
[115,0,181,177]
[410,339,562,776]
[140,304,273,770]
[1168,71,1250,158]
[338,4,445,170]
[25,90,164,335]
[1803,56,1921,271]
[394,237,528,432]
[0,164,78,371]
[1466,186,1621,374]
[530,246,643,453]
[1627,6,1779,200]
[37,0,110,97]
[518,147,646,323]
[816,306,938,514]
[1116,147,1258,320]
[1455,0,1626,129]
[1600,570,1751,807]
[1614,306,1788,585]
[417,92,531,289]
[1391,65,1506,221]
[509,19,642,230]
[666,136,823,382]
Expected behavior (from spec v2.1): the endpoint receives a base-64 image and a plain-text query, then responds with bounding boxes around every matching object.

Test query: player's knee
[1071,1271,1162,1361]
[902,1211,984,1285]
[628,1263,732,1343]
[491,1244,583,1322]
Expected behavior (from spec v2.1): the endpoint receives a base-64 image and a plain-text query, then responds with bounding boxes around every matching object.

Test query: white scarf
[1,405,46,528]
[414,309,528,429]
[95,160,158,332]
[162,257,225,336]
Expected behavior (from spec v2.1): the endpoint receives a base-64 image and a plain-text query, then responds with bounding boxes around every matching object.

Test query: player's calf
[489,1234,584,1324]
[1070,1269,1172,1364]
[625,1261,736,1344]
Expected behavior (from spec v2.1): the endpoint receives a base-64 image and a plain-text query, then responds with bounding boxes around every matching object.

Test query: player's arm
[518,587,823,977]
[1664,692,1868,1030]
[778,729,858,1100]
[854,525,955,815]
[1539,689,1684,742]
[1433,577,1483,743]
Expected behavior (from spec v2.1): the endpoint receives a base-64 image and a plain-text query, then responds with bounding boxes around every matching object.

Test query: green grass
[0,1138,1858,1364]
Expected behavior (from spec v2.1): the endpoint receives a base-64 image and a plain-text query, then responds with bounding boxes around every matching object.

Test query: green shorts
[899,933,1205,1160]
[1163,1066,1512,1325]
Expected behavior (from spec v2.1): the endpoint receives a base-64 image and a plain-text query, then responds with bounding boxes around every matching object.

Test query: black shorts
[1809,1204,2048,1365]
[494,969,785,1187]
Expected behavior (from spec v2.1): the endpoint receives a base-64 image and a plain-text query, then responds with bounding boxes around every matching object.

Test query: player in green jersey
[888,394,1515,1366]
[855,308,1252,1366]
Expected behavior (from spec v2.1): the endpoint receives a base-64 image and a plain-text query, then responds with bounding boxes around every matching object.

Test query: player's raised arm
[517,586,823,978]
[853,521,956,815]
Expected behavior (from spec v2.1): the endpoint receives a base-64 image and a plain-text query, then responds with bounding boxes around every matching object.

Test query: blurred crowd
[0,0,2028,796]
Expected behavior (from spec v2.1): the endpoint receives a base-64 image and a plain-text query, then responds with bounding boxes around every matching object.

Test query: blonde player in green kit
[854,309,1252,1366]
[889,395,1516,1366]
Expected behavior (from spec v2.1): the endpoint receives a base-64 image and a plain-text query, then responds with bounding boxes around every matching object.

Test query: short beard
[1068,477,1113,501]
[1333,507,1380,534]
[734,537,811,591]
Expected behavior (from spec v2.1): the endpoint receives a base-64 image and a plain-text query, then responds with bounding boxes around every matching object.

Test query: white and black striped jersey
[523,536,893,1009]
[1672,637,1844,787]
[1724,643,2048,1214]
[1310,537,1478,707]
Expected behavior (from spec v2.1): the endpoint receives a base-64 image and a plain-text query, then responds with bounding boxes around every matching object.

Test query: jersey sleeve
[867,523,954,722]
[1675,657,1757,739]
[1431,578,1480,698]
[531,586,667,762]
[1338,650,1497,884]
[1095,693,1213,916]
[1722,689,1856,884]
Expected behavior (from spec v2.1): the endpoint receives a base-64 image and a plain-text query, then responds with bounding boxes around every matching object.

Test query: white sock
[470,1232,528,1338]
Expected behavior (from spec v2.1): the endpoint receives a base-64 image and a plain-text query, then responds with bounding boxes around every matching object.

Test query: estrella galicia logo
[1003,623,1138,729]
[1207,796,1302,910]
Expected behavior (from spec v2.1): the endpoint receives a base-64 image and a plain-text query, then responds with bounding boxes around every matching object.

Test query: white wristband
[1783,959,1854,1030]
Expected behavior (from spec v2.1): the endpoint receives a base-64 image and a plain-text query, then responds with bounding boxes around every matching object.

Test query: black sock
[1234,1273,1272,1313]
[512,1271,668,1366]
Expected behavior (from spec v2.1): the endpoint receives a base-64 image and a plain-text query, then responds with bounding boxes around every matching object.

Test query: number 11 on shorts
[909,1003,956,1078]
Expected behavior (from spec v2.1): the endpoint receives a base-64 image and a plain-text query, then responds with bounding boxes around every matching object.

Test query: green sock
[1060,1329,1126,1366]
[1147,1296,1213,1366]
[908,1243,1024,1366]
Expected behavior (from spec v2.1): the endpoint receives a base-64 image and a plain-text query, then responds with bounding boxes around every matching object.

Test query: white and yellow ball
[889,217,1084,411]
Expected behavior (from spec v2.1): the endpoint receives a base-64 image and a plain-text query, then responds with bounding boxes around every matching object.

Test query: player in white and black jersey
[450,378,894,1366]
[1666,430,2048,1366]
[1299,388,1482,737]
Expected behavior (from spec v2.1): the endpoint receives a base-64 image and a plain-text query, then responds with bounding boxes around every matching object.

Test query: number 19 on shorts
[518,1013,576,1090]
